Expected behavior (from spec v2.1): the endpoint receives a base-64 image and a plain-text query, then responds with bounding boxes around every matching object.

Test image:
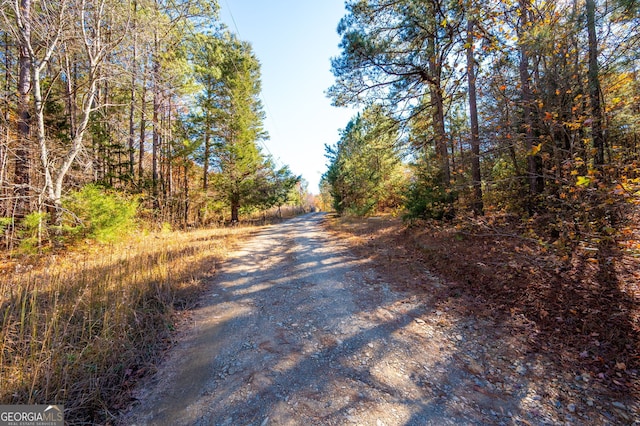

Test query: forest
[320,0,640,419]
[0,0,303,252]
[323,0,640,231]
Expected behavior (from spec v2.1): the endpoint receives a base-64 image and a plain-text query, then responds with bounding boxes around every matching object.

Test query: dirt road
[122,213,633,425]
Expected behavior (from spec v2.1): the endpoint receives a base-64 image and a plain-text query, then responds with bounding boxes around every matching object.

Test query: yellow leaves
[576,176,591,187]
[529,143,543,156]
[564,120,583,131]
[441,18,447,27]
[609,97,624,112]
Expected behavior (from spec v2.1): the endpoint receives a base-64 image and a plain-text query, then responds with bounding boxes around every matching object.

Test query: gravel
[120,213,639,426]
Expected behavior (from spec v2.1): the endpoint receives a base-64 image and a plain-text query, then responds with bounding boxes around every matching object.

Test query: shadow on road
[123,213,636,425]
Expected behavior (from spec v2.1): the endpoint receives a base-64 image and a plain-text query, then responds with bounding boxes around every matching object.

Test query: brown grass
[0,225,258,424]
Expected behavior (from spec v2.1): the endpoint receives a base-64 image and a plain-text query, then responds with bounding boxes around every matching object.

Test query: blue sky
[219,0,357,194]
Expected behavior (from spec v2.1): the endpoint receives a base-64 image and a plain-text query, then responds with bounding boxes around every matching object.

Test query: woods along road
[122,213,626,425]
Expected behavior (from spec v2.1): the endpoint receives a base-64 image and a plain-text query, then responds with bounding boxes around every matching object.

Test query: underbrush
[325,213,640,399]
[0,225,256,424]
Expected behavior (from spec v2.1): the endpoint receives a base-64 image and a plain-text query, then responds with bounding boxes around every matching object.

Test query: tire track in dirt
[121,213,593,425]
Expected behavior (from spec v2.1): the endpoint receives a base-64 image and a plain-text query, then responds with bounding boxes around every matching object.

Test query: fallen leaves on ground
[324,214,639,399]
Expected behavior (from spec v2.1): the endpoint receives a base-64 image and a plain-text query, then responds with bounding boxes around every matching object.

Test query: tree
[189,32,224,190]
[324,105,406,216]
[207,33,270,222]
[1,0,131,223]
[586,0,605,167]
[466,16,484,215]
[253,163,300,217]
[14,0,31,218]
[517,0,544,196]
[329,0,461,189]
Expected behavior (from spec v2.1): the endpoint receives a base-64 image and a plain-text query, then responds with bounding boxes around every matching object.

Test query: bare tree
[2,0,130,222]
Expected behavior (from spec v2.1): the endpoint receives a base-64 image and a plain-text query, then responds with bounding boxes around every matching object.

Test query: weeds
[0,225,256,424]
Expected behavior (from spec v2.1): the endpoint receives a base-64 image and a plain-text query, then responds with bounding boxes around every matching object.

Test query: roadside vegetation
[0,177,308,423]
[0,1,312,422]
[0,218,260,423]
[2,0,639,421]
[321,0,640,406]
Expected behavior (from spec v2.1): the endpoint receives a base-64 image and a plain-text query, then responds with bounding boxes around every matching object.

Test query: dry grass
[0,225,258,424]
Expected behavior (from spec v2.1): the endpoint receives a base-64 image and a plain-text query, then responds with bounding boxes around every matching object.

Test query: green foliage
[63,185,138,242]
[251,164,301,210]
[481,157,530,215]
[193,31,282,221]
[0,217,12,235]
[18,212,49,254]
[198,198,228,225]
[404,158,455,221]
[323,105,407,216]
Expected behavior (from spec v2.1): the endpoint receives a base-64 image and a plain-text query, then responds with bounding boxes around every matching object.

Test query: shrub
[63,185,138,242]
[18,211,49,253]
[403,159,456,220]
[0,217,12,234]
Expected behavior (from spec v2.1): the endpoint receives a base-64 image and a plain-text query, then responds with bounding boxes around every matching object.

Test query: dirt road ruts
[122,213,611,425]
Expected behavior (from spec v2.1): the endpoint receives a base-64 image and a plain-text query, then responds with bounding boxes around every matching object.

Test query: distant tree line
[0,0,301,248]
[323,0,640,237]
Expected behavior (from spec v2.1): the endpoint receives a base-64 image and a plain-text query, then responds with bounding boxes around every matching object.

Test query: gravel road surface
[122,213,630,425]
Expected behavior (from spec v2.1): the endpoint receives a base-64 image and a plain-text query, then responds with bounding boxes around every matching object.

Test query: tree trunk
[14,0,32,218]
[586,0,605,167]
[231,194,240,223]
[518,0,543,196]
[166,96,173,198]
[152,52,160,202]
[183,162,189,227]
[466,19,484,215]
[32,67,55,207]
[138,61,147,184]
[64,52,77,142]
[203,130,210,190]
[427,30,451,188]
[128,1,138,179]
[2,32,12,217]
[430,80,451,187]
